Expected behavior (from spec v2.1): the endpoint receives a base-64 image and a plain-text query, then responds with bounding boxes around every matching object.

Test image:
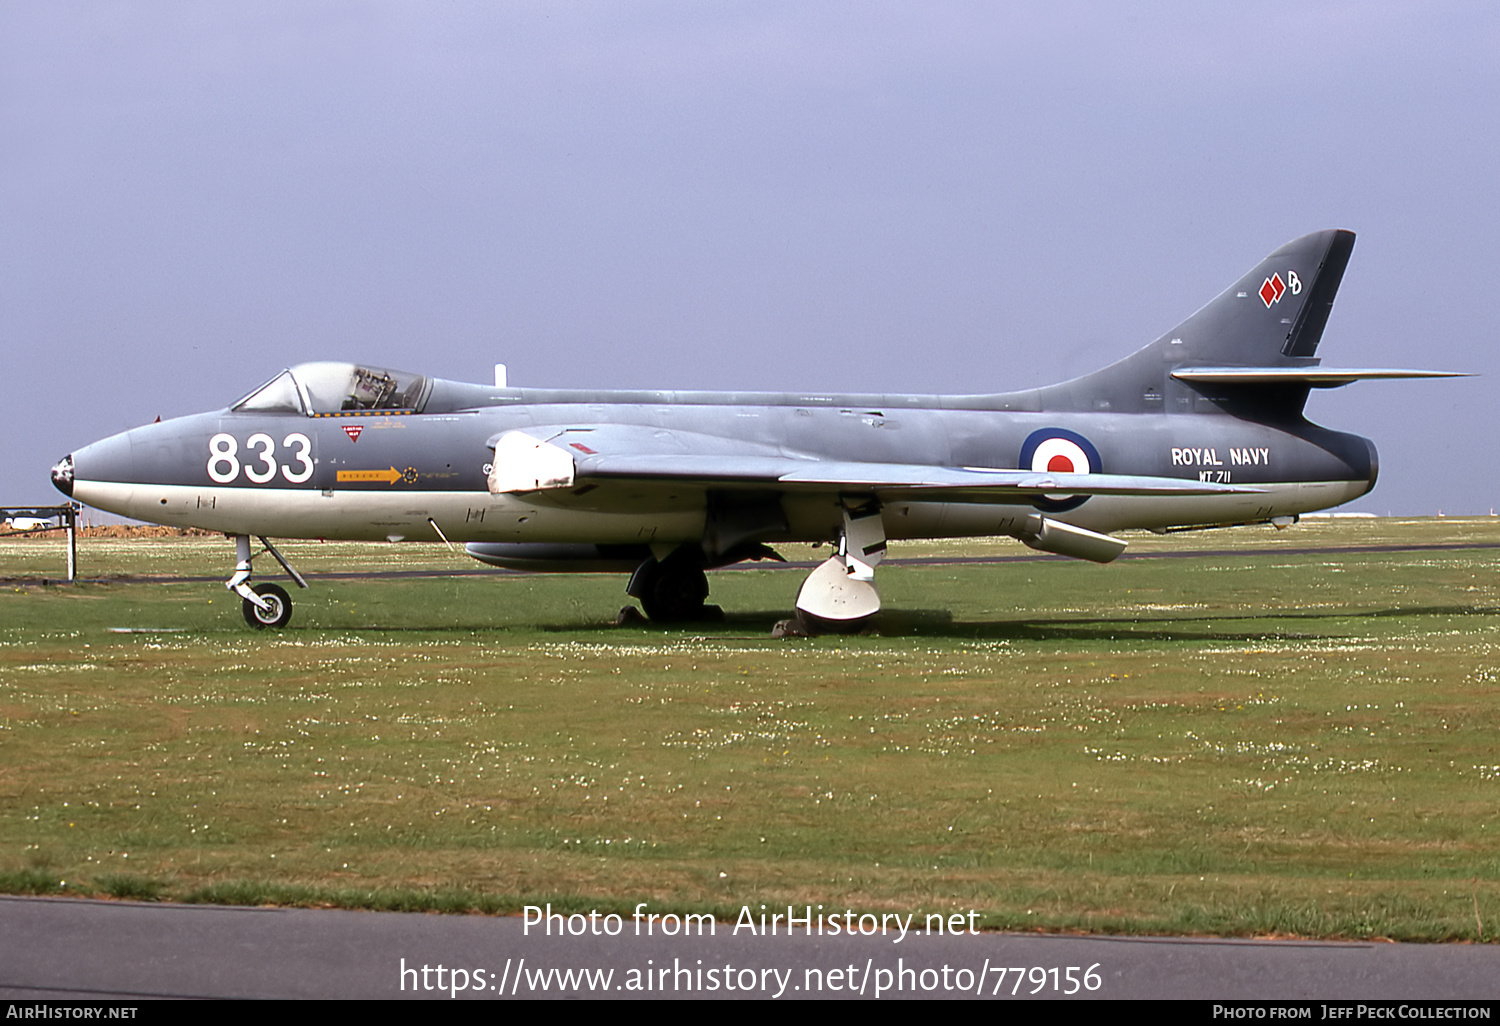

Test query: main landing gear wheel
[242,582,293,629]
[630,553,711,623]
[639,563,710,622]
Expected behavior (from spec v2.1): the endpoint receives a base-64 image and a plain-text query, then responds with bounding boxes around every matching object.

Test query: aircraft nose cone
[51,455,74,497]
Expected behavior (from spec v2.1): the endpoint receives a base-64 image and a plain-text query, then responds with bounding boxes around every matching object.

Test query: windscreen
[232,370,305,413]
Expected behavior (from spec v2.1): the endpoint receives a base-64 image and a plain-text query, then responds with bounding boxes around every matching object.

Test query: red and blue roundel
[1019,428,1101,512]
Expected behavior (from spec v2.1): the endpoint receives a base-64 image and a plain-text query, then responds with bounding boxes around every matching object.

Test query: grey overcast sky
[3,2,1495,514]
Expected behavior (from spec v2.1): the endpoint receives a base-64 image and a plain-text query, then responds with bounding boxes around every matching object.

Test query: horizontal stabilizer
[1172,367,1469,389]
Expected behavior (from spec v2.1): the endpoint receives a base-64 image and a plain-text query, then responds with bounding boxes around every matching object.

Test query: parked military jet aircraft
[52,229,1459,630]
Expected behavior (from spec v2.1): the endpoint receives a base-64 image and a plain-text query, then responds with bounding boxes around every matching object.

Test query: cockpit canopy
[233,362,430,415]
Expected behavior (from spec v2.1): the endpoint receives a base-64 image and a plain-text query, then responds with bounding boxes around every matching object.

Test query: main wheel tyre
[242,582,293,629]
[639,563,710,623]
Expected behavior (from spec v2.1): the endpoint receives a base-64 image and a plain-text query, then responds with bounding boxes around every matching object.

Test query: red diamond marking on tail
[1271,273,1286,302]
[1259,278,1278,307]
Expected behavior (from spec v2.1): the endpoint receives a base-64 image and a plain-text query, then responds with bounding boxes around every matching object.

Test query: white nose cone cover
[488,431,576,494]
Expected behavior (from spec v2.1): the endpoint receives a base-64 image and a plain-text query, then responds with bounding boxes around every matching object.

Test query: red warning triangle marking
[343,425,364,443]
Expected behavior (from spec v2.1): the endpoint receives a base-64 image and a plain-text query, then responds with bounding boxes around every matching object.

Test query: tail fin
[1166,228,1355,365]
[1037,229,1356,419]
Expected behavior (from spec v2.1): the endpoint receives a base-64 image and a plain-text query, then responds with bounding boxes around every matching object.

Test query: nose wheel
[242,582,293,628]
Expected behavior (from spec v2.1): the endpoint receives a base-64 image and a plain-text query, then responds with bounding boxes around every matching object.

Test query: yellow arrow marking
[337,467,403,484]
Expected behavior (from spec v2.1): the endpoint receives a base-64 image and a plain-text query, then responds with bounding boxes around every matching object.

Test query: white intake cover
[488,431,575,494]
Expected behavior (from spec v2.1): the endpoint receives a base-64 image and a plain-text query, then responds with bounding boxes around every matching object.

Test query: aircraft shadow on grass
[905,604,1498,644]
[527,602,1498,644]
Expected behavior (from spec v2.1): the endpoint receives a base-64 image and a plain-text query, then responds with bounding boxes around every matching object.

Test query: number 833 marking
[207,432,314,484]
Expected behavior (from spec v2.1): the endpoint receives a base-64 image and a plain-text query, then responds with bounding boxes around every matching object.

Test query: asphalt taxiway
[2,895,1498,1000]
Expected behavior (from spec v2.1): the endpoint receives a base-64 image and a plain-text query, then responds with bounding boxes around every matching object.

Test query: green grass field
[2,518,1498,940]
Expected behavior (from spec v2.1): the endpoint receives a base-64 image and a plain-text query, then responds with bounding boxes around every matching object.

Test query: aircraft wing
[488,426,1258,502]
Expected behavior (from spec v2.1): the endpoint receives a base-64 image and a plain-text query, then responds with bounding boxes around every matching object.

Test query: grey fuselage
[62,377,1375,548]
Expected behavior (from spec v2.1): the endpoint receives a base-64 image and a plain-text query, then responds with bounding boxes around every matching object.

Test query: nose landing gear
[228,535,307,629]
